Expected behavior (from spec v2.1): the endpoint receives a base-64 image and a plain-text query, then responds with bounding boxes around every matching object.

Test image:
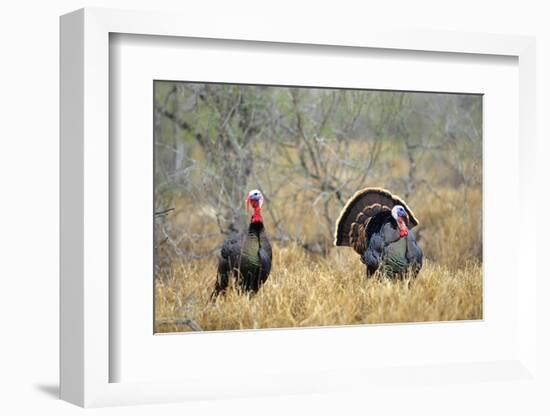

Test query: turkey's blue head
[246,189,264,224]
[391,205,409,238]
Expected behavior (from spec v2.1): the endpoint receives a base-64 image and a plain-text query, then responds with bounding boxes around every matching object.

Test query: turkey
[212,189,272,297]
[334,187,423,278]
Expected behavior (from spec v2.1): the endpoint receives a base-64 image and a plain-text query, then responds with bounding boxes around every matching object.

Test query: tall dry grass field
[155,184,483,333]
[155,244,482,333]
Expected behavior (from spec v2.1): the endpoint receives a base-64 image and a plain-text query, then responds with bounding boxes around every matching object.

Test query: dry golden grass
[155,242,482,333]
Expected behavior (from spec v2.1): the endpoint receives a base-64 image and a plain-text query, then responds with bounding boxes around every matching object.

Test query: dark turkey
[334,187,423,278]
[212,190,272,297]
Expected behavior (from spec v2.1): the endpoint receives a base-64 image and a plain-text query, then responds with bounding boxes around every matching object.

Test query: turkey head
[246,189,264,224]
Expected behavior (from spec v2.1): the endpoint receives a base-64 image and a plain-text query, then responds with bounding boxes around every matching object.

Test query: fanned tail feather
[334,187,418,249]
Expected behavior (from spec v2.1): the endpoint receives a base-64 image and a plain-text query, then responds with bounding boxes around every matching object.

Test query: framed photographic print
[60,7,538,408]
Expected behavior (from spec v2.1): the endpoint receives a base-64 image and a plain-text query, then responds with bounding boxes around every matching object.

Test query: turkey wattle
[334,187,423,278]
[212,189,273,296]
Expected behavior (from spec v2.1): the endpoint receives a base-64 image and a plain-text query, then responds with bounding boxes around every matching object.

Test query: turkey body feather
[363,219,422,277]
[213,221,272,295]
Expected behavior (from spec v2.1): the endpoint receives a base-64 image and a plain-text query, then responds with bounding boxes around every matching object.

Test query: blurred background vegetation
[154,82,482,275]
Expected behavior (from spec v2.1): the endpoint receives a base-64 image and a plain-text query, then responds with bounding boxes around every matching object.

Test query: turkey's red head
[246,189,264,224]
[391,205,409,238]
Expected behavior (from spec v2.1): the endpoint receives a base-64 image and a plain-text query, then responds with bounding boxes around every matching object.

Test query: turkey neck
[246,203,265,240]
[251,204,263,224]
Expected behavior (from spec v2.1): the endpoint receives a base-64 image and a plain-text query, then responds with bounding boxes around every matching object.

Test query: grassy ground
[154,142,483,332]
[155,242,482,333]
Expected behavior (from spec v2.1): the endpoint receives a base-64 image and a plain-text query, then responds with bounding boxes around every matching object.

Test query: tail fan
[334,187,418,248]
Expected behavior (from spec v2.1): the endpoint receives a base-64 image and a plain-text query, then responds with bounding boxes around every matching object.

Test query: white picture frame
[60,8,538,408]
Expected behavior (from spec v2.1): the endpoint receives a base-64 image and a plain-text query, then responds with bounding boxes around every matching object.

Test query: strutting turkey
[212,189,272,297]
[334,187,423,278]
